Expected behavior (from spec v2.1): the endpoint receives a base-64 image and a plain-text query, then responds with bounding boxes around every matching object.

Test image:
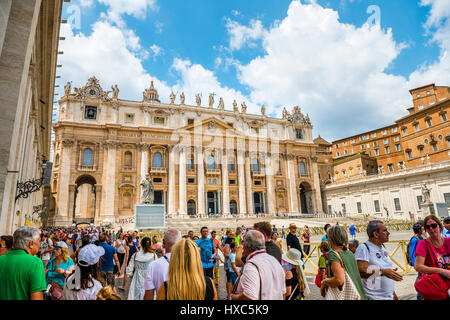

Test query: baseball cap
[55,241,68,249]
[78,244,105,267]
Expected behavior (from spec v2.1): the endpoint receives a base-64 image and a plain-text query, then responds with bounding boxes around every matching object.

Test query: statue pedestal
[134,204,165,230]
[421,202,435,216]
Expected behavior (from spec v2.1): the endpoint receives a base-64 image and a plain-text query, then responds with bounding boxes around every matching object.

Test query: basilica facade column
[221,149,230,215]
[237,149,247,215]
[311,157,323,213]
[56,138,75,225]
[167,145,176,216]
[197,146,205,216]
[178,146,187,216]
[102,140,118,219]
[245,152,253,215]
[138,143,149,203]
[286,154,299,214]
[264,153,275,215]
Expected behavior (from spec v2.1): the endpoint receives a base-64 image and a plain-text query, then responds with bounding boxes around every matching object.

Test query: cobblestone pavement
[112,229,419,300]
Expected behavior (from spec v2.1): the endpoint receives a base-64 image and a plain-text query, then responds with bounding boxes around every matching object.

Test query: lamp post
[15,161,48,202]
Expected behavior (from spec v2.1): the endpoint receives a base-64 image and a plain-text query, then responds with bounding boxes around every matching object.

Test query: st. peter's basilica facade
[49,77,327,226]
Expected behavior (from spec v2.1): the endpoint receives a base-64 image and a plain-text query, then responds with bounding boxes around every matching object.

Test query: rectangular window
[417,195,423,207]
[373,141,378,147]
[374,200,380,212]
[402,128,407,136]
[335,144,339,148]
[341,203,346,214]
[296,129,303,139]
[229,179,236,185]
[343,142,347,146]
[418,105,424,110]
[361,145,365,150]
[254,180,262,186]
[384,139,389,144]
[388,164,393,172]
[395,144,401,152]
[350,139,355,144]
[444,193,450,208]
[153,178,162,183]
[357,202,362,213]
[374,149,379,156]
[441,113,447,122]
[392,127,398,133]
[371,133,377,138]
[430,101,435,106]
[328,204,332,214]
[426,119,432,127]
[394,136,400,142]
[154,117,165,125]
[187,118,194,125]
[432,144,438,152]
[84,106,97,120]
[385,146,390,154]
[382,130,387,135]
[394,198,401,211]
[336,152,341,157]
[228,122,234,128]
[407,150,412,159]
[187,178,195,184]
[414,124,419,132]
[344,150,348,155]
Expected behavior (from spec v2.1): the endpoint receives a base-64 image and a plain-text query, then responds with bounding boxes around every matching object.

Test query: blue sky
[55,0,450,141]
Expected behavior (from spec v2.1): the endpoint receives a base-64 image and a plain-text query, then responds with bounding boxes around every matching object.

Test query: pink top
[415,238,450,270]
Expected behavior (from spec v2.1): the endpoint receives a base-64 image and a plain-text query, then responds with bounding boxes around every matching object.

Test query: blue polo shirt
[99,242,117,272]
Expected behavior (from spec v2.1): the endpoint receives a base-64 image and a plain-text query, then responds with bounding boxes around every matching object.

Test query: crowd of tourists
[0,215,449,300]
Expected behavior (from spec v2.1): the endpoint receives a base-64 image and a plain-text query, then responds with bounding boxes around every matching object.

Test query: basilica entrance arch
[73,175,97,224]
[187,199,196,216]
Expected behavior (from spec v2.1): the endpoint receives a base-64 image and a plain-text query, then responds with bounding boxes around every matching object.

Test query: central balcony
[206,168,221,176]
[150,167,167,175]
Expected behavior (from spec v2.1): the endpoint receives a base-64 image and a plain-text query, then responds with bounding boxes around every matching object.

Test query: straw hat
[282,248,303,266]
[289,223,297,229]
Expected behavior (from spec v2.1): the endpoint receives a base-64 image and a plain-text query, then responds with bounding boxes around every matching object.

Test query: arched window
[124,151,132,167]
[55,154,60,166]
[252,158,259,172]
[207,155,215,169]
[153,152,162,168]
[82,148,93,166]
[299,162,306,175]
[187,200,196,216]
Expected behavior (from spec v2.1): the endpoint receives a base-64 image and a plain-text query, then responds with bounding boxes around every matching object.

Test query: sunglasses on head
[425,223,439,230]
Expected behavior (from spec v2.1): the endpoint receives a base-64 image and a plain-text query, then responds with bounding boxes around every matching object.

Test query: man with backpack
[196,226,216,279]
[407,223,423,267]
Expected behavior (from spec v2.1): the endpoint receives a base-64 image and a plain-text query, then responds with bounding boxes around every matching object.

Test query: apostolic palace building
[49,77,325,226]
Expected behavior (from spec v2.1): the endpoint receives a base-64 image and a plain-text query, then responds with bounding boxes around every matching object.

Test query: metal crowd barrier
[286,240,416,275]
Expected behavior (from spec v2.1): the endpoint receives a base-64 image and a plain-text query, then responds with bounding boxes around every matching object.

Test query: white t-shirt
[40,238,53,261]
[355,241,394,300]
[63,277,103,300]
[144,253,171,296]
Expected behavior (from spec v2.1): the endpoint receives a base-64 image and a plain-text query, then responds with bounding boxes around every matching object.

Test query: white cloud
[154,21,164,34]
[170,58,257,113]
[99,0,158,27]
[408,0,450,87]
[225,18,266,51]
[58,21,164,101]
[80,0,95,7]
[236,1,411,140]
[149,44,164,60]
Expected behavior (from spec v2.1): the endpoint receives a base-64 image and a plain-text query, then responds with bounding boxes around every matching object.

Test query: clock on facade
[86,87,99,98]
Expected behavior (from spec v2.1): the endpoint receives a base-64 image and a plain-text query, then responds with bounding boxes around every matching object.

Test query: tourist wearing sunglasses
[414,215,450,300]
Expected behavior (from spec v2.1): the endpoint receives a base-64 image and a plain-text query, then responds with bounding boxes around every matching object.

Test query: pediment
[179,117,244,137]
